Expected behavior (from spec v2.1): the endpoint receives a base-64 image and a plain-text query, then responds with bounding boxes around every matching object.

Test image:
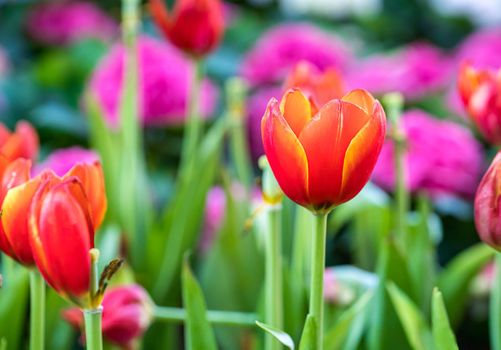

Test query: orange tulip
[149,0,224,57]
[458,63,501,145]
[0,121,38,162]
[284,61,344,113]
[261,88,386,213]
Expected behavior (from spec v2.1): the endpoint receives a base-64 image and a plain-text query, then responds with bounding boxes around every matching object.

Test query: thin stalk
[153,307,257,327]
[180,59,203,174]
[29,270,45,350]
[309,213,327,348]
[490,253,501,350]
[265,205,283,350]
[84,308,103,350]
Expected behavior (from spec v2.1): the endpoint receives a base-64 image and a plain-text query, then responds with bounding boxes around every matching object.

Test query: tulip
[28,161,107,306]
[283,60,344,112]
[261,88,386,214]
[63,285,153,350]
[475,152,501,250]
[458,63,501,145]
[0,121,39,162]
[149,0,224,57]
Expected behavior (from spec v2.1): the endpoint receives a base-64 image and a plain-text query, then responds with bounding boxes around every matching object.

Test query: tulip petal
[65,162,107,230]
[299,100,370,206]
[341,89,375,114]
[36,179,93,298]
[149,0,172,37]
[1,177,42,266]
[338,102,386,204]
[261,98,309,206]
[279,89,312,137]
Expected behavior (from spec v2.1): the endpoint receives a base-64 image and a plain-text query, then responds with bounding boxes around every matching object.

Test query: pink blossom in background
[346,42,452,100]
[34,146,98,176]
[64,285,153,349]
[88,36,218,127]
[323,268,355,305]
[241,23,352,87]
[372,110,484,199]
[26,1,118,46]
[246,86,282,162]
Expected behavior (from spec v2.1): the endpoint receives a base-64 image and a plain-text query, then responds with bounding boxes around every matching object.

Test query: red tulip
[28,162,107,306]
[0,121,38,162]
[261,89,386,213]
[458,63,501,145]
[149,0,224,57]
[63,285,153,350]
[284,61,344,114]
[475,152,501,250]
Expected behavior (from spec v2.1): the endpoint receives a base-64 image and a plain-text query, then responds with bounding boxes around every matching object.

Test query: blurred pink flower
[63,285,153,350]
[323,268,355,305]
[372,110,484,198]
[346,42,452,100]
[88,35,218,127]
[241,23,352,87]
[34,146,98,177]
[471,261,495,297]
[26,1,118,46]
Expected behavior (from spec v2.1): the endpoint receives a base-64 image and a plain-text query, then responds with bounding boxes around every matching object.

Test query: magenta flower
[26,1,118,46]
[34,146,99,177]
[346,42,452,100]
[88,35,218,127]
[240,23,352,87]
[372,110,483,199]
[63,285,153,350]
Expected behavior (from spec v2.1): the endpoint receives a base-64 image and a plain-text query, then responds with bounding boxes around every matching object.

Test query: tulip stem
[265,204,283,350]
[153,306,257,327]
[180,59,203,174]
[490,253,501,350]
[84,308,103,350]
[309,212,327,348]
[29,270,45,350]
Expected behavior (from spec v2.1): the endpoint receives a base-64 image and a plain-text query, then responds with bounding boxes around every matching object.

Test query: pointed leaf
[432,288,459,350]
[182,260,218,350]
[256,321,295,350]
[298,315,317,350]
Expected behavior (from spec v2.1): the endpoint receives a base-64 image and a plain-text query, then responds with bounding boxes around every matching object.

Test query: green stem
[29,270,45,350]
[309,213,327,348]
[153,307,257,327]
[265,205,283,350]
[180,59,203,174]
[84,308,103,350]
[490,253,501,350]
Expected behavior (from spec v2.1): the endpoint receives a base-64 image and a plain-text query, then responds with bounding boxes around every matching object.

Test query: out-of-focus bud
[259,156,283,206]
[475,152,501,250]
[0,121,39,162]
[323,268,355,305]
[63,284,153,349]
[149,0,224,57]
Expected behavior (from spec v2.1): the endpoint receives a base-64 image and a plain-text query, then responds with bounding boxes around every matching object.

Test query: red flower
[0,121,38,162]
[261,89,386,213]
[475,152,501,250]
[458,63,501,145]
[149,0,224,57]
[63,285,153,350]
[28,162,107,306]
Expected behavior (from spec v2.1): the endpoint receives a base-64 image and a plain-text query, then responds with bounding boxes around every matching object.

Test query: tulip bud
[261,88,386,213]
[458,63,501,145]
[0,121,39,162]
[149,0,224,57]
[475,152,501,250]
[63,285,153,349]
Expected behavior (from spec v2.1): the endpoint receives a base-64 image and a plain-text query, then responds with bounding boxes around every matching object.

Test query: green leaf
[182,260,218,350]
[432,288,459,350]
[298,315,316,350]
[387,283,433,350]
[324,291,373,349]
[438,243,494,326]
[256,321,295,350]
